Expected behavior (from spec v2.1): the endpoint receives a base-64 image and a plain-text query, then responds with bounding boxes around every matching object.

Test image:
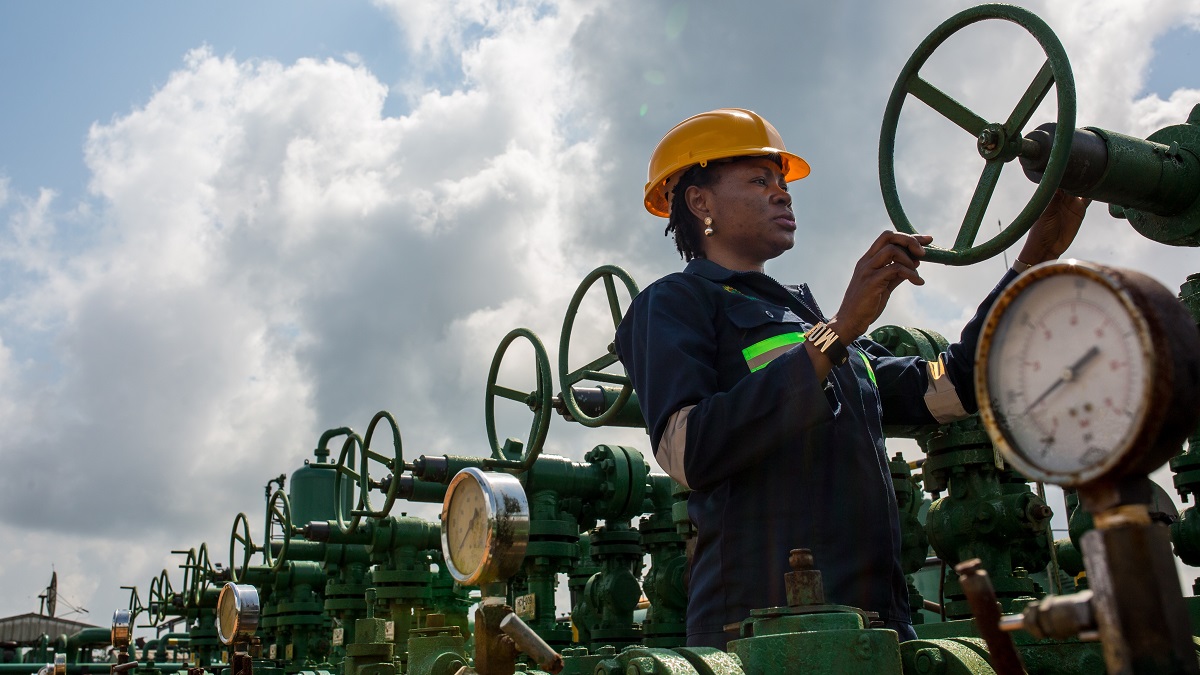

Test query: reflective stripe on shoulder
[656,406,693,489]
[743,332,804,372]
[924,354,969,423]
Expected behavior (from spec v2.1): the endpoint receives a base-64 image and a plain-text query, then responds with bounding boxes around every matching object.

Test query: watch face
[979,263,1154,485]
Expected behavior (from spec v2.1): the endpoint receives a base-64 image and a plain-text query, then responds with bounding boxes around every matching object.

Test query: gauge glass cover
[215,582,260,645]
[980,264,1154,484]
[440,467,529,584]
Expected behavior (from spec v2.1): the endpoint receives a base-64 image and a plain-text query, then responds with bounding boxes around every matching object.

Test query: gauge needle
[1023,345,1101,415]
[458,507,481,549]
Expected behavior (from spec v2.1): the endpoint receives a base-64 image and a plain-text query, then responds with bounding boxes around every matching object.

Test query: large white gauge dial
[215,582,260,645]
[977,260,1200,487]
[440,467,529,585]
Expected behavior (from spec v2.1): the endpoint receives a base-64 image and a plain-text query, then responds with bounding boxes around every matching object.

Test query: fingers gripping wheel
[359,411,404,520]
[559,265,640,427]
[878,3,1076,266]
[486,328,552,468]
[228,512,257,583]
[265,489,293,571]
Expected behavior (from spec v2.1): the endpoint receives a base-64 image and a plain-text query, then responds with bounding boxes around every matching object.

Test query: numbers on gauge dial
[446,476,488,575]
[987,273,1148,475]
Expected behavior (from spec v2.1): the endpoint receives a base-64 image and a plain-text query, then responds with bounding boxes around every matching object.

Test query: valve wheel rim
[228,511,255,583]
[485,327,553,469]
[359,411,404,520]
[558,265,640,427]
[333,433,365,534]
[878,3,1076,266]
[265,489,293,572]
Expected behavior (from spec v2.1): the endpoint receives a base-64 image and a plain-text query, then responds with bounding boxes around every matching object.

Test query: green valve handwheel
[879,3,1076,266]
[228,511,257,583]
[358,410,404,520]
[333,432,365,533]
[264,489,293,572]
[558,265,639,427]
[485,327,552,469]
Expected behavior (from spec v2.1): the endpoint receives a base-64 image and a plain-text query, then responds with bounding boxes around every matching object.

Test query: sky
[1,0,1199,635]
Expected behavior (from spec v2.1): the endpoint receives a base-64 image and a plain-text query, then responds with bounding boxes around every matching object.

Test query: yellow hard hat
[644,108,810,218]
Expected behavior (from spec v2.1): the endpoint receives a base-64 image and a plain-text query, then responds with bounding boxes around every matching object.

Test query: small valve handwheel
[228,512,257,583]
[191,542,213,605]
[558,265,640,427]
[265,489,293,571]
[111,609,132,649]
[485,327,553,468]
[879,3,1076,266]
[216,582,261,646]
[977,260,1200,486]
[332,433,365,533]
[440,467,530,585]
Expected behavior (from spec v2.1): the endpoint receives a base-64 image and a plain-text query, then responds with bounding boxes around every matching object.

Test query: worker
[613,108,1089,648]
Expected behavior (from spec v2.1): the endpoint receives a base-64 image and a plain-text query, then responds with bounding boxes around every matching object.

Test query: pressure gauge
[440,467,529,585]
[111,609,132,649]
[215,582,260,645]
[976,260,1200,486]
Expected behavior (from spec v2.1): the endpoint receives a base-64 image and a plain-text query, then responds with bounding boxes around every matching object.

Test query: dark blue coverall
[614,258,1016,648]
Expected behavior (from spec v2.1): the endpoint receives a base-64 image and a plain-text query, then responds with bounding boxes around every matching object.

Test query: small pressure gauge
[440,467,530,585]
[976,260,1200,486]
[111,609,132,649]
[215,582,260,645]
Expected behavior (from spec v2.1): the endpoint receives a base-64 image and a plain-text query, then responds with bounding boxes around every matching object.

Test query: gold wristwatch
[804,322,849,366]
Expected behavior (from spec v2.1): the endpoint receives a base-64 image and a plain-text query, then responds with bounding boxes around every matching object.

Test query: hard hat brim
[643,150,810,218]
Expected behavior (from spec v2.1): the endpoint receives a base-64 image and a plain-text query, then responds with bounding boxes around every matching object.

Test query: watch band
[804,321,849,366]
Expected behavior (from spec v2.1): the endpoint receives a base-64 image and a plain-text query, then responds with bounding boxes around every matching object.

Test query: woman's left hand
[1018,189,1091,265]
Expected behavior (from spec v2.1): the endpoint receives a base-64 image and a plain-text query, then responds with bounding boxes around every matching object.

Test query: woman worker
[613,108,1089,648]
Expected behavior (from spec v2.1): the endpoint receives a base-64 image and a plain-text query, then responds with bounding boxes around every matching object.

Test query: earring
[703,217,714,237]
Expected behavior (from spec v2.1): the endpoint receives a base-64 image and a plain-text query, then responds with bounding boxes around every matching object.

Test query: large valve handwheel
[559,265,640,427]
[265,489,293,571]
[228,512,257,583]
[333,433,365,533]
[879,4,1076,266]
[359,411,404,520]
[485,327,552,468]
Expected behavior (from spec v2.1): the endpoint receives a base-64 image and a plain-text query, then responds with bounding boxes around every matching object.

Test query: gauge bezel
[976,259,1161,486]
[111,609,132,649]
[440,467,530,585]
[215,582,260,645]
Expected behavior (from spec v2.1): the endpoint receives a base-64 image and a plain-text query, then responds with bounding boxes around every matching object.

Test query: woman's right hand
[831,231,932,341]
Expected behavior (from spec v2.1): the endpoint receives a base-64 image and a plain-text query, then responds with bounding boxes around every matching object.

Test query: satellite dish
[46,572,57,618]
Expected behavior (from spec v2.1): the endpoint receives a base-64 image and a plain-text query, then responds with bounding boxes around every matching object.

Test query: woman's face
[688,156,796,271]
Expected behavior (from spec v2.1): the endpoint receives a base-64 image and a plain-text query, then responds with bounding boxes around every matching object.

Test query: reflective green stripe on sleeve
[743,332,805,373]
[858,351,876,386]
